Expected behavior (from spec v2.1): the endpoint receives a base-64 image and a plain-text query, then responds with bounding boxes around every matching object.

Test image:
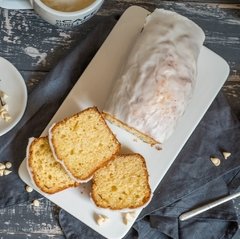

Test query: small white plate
[19,6,229,239]
[0,57,28,136]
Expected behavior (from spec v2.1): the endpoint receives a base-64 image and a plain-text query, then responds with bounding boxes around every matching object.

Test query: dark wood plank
[0,198,64,239]
[223,82,240,119]
[1,2,239,73]
[0,7,89,71]
[165,0,239,2]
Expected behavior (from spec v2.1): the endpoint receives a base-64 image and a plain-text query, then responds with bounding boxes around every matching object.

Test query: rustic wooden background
[0,0,239,238]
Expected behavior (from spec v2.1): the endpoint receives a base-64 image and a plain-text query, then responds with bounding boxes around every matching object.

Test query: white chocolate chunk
[0,110,11,121]
[122,211,136,225]
[223,152,231,159]
[0,170,4,176]
[26,185,33,193]
[0,110,6,117]
[210,157,221,166]
[0,90,8,100]
[0,104,8,112]
[3,169,12,175]
[0,109,11,122]
[5,162,12,169]
[33,199,40,207]
[0,90,11,122]
[95,214,109,225]
[0,91,8,105]
[0,163,5,170]
[3,113,11,122]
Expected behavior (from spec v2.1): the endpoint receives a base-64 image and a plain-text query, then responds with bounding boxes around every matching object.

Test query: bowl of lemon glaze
[29,0,104,28]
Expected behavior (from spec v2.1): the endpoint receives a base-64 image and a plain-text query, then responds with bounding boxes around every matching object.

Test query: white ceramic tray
[19,6,229,239]
[0,57,27,136]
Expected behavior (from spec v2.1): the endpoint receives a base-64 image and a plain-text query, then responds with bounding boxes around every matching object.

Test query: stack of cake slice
[26,107,151,209]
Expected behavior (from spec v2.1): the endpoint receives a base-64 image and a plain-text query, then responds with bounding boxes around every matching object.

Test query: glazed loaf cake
[27,137,78,194]
[91,154,151,210]
[103,9,205,145]
[49,107,121,182]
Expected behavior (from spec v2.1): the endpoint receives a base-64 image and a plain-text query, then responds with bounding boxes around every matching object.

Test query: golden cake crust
[91,153,151,210]
[27,137,78,194]
[103,112,159,146]
[49,107,121,182]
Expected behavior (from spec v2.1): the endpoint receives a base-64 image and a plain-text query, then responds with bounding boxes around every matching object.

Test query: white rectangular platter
[19,6,230,239]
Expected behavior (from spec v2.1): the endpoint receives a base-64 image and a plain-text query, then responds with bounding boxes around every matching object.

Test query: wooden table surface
[0,1,239,238]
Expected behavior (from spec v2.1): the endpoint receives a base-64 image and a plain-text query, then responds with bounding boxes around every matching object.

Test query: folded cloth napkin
[0,15,118,208]
[59,92,240,239]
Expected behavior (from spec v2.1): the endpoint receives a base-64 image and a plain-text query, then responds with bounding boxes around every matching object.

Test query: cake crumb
[155,145,162,151]
[210,157,221,166]
[222,152,231,160]
[33,199,40,207]
[26,185,33,193]
[95,214,109,225]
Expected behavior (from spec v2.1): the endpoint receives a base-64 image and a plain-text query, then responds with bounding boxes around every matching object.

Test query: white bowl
[30,0,104,28]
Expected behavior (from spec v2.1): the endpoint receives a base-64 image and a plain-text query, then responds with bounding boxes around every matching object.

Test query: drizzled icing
[104,9,205,143]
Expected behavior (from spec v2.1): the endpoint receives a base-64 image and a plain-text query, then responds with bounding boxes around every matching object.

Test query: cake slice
[91,154,151,210]
[27,137,78,194]
[49,107,121,182]
[103,112,159,146]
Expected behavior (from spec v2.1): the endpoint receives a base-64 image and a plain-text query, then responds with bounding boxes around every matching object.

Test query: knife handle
[179,191,240,221]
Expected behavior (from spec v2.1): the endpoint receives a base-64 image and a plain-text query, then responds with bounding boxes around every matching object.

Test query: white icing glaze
[104,9,205,143]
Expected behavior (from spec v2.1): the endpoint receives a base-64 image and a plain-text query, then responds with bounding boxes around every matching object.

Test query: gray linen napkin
[59,93,240,239]
[0,16,118,208]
